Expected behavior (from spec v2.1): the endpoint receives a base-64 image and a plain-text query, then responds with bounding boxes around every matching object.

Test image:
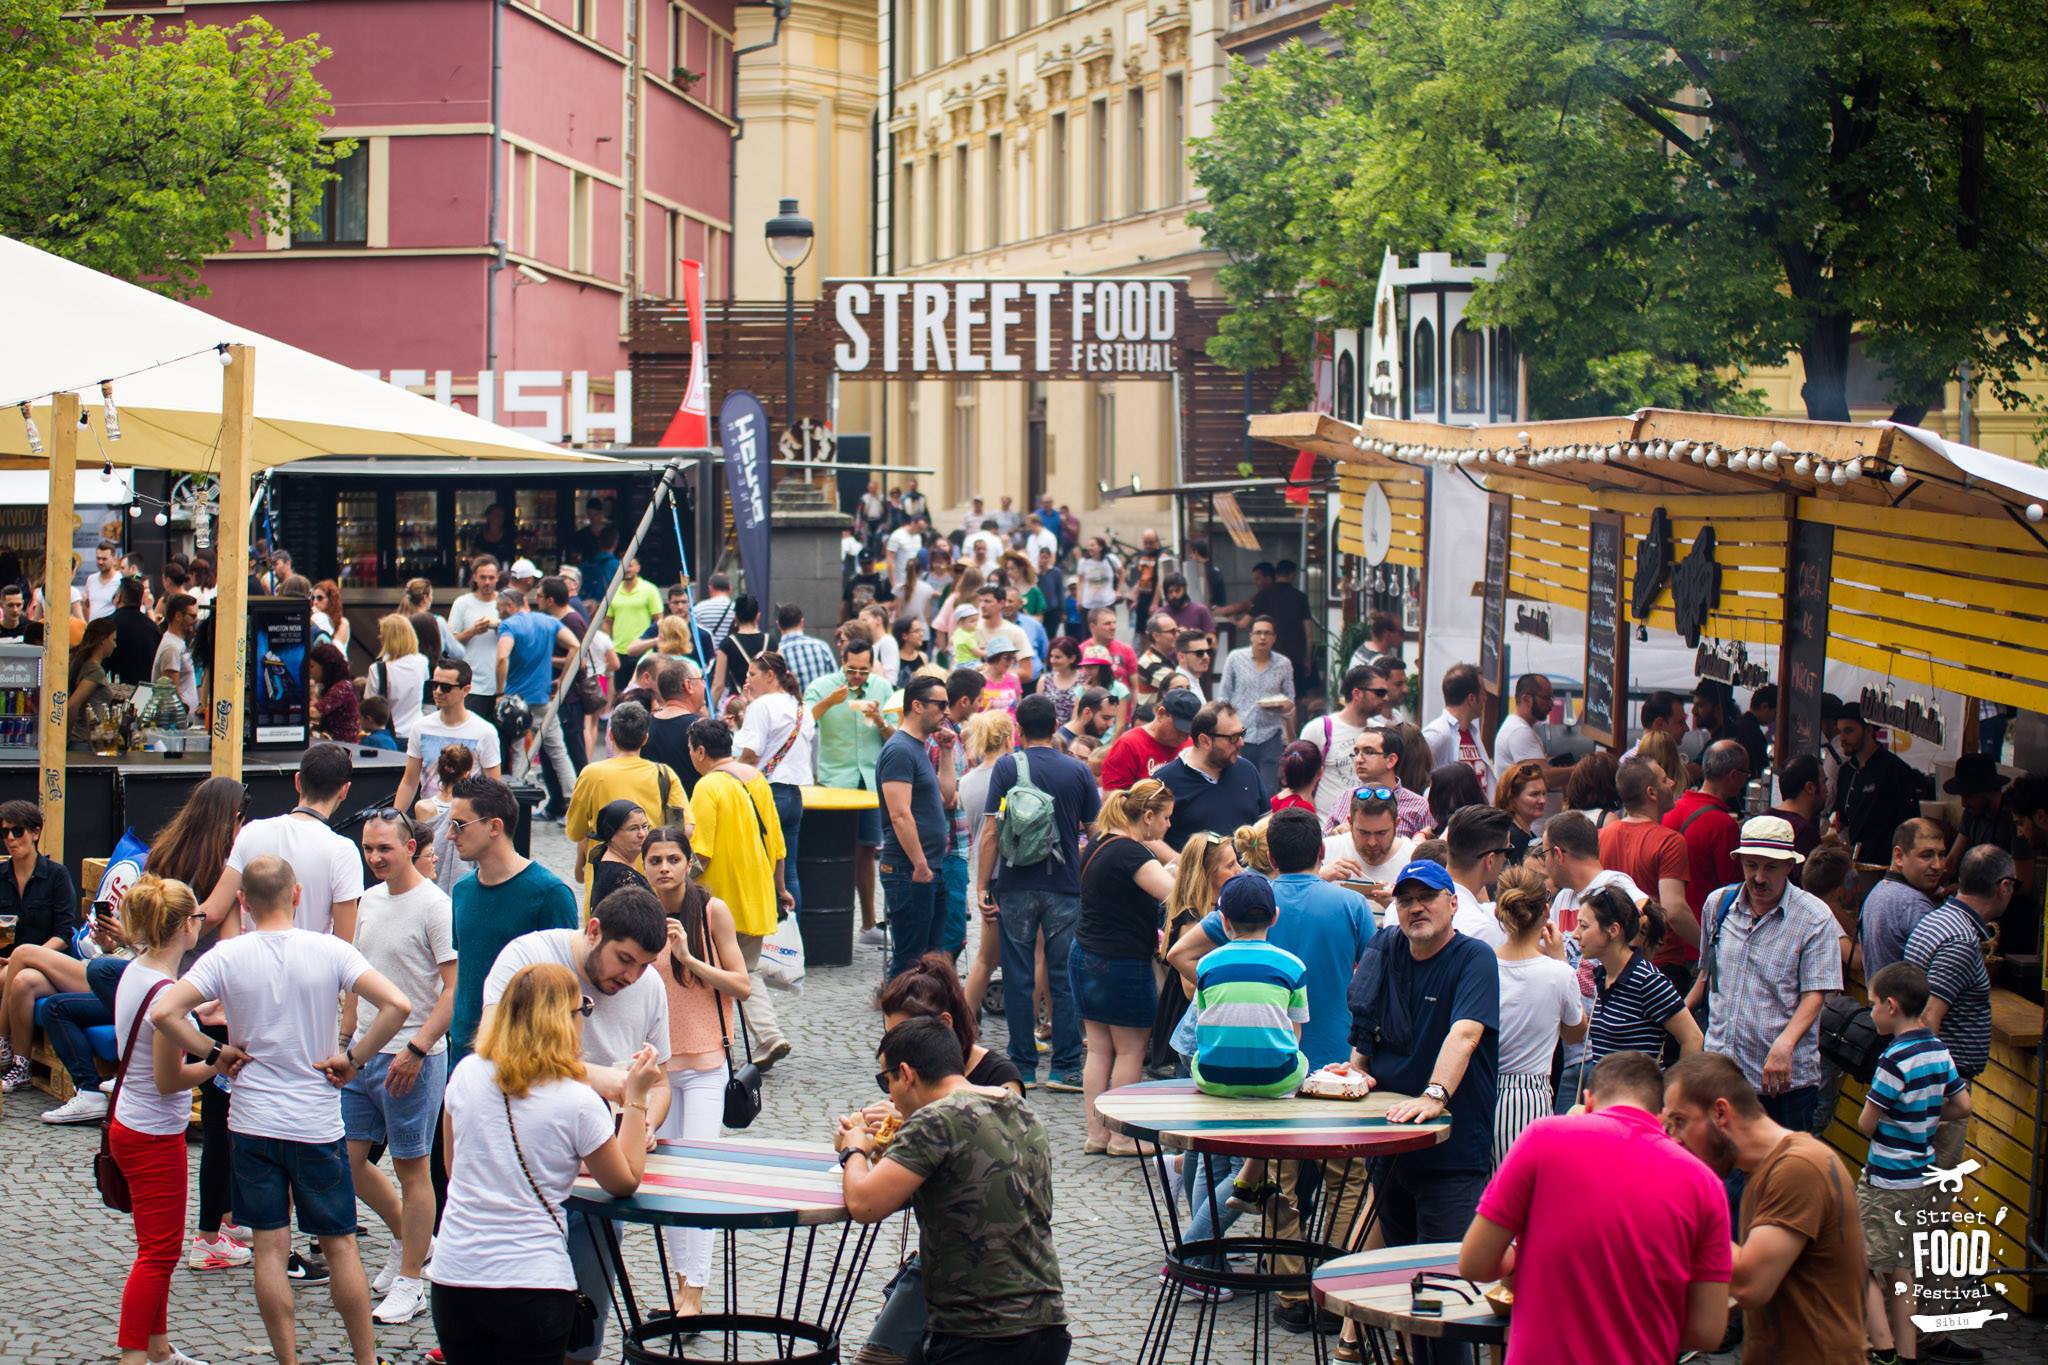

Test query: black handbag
[1819,993,1886,1084]
[504,1092,601,1352]
[721,1000,763,1129]
[95,979,171,1213]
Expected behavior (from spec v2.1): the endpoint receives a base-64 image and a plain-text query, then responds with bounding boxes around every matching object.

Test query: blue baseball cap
[1219,873,1278,924]
[1390,860,1454,897]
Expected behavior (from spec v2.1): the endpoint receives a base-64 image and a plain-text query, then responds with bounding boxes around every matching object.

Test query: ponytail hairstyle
[1279,740,1323,796]
[876,951,979,1055]
[122,874,197,950]
[434,742,476,795]
[1490,863,1550,940]
[1098,777,1174,838]
[1233,817,1275,876]
[642,824,710,983]
[751,649,800,697]
[1585,885,1667,953]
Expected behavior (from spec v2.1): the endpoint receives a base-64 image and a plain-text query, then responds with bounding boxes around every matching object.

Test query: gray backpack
[996,750,1061,869]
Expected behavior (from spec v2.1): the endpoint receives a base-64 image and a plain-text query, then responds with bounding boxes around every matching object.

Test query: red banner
[1285,446,1315,505]
[658,258,710,447]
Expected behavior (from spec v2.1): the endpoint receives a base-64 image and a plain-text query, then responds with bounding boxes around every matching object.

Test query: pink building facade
[180,0,738,443]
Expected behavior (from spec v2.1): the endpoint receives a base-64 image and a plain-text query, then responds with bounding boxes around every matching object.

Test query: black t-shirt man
[0,619,44,645]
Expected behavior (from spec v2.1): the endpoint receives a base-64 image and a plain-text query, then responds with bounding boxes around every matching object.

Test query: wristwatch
[838,1147,868,1168]
[1423,1082,1451,1105]
[203,1043,224,1068]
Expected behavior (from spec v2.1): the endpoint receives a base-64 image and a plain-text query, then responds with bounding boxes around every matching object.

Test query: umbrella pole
[210,345,254,778]
[38,394,79,858]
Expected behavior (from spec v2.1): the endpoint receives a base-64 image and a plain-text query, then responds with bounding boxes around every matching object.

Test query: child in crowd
[979,637,1024,714]
[358,695,402,751]
[1193,875,1308,1217]
[1858,961,1972,1365]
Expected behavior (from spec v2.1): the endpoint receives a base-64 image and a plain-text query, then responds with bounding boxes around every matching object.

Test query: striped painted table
[1313,1242,1509,1345]
[1095,1078,1452,1159]
[569,1134,850,1230]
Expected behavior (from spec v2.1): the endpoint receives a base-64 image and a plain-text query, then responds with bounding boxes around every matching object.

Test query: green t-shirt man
[606,574,663,647]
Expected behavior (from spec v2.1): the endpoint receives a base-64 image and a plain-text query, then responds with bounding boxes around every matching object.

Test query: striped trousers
[1494,1072,1554,1168]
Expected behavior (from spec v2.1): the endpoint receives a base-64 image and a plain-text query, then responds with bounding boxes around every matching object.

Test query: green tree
[0,0,344,297]
[1196,1,2048,424]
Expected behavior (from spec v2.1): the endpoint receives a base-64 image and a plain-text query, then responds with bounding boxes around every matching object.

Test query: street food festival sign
[828,277,1190,378]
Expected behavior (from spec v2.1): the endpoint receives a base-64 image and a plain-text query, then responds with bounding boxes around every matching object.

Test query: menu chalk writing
[1478,494,1511,696]
[1582,513,1626,747]
[1779,520,1833,762]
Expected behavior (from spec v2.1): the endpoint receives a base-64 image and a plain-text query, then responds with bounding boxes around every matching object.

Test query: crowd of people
[0,492,2033,1365]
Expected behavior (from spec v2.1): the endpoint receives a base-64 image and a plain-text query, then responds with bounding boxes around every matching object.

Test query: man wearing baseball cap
[1098,687,1197,793]
[1340,858,1500,1348]
[1684,815,1843,1145]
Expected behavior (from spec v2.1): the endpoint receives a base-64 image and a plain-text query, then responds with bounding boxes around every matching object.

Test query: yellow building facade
[1749,353,2048,464]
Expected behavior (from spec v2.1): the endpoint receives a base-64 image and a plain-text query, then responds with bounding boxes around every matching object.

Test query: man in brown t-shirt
[1603,757,1698,984]
[1664,1054,1866,1364]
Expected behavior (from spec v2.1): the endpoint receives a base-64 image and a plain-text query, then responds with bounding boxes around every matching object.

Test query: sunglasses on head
[1352,786,1395,802]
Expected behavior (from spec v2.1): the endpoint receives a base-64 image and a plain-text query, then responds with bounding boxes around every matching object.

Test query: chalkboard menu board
[1582,513,1627,747]
[1779,519,1834,762]
[1477,494,1511,696]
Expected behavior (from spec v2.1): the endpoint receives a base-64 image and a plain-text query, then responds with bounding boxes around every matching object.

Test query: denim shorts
[1068,942,1158,1029]
[855,803,881,846]
[341,1049,448,1160]
[232,1134,358,1237]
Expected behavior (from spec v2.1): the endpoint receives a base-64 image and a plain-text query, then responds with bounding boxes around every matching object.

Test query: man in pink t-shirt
[1459,1052,1732,1363]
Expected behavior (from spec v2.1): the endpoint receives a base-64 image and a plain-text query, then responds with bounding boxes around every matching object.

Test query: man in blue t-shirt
[1156,701,1267,850]
[878,674,951,977]
[980,695,1102,1086]
[495,587,584,819]
[1347,857,1500,1349]
[1166,806,1375,1331]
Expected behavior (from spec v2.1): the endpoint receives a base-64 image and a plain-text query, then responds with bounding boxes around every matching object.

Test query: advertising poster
[247,596,310,748]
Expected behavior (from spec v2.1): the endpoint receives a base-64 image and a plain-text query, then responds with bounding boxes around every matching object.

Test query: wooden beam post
[38,394,78,862]
[210,345,254,778]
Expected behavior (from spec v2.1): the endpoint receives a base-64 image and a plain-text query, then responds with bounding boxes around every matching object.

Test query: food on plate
[1299,1064,1372,1100]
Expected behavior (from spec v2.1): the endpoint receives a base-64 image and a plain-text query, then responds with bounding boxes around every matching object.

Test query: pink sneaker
[187,1234,252,1270]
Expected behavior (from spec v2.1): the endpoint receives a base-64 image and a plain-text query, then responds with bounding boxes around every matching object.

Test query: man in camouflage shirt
[836,1017,1069,1364]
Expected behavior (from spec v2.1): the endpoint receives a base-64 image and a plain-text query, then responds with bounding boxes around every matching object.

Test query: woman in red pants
[110,875,236,1365]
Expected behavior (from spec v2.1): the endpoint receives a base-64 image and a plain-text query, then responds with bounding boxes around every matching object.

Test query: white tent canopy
[0,234,596,472]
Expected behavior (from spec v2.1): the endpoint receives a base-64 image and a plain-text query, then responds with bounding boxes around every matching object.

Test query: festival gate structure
[1256,405,2048,1312]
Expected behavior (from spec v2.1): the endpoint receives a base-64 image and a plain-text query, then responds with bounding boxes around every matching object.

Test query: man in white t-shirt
[81,539,122,620]
[394,659,505,813]
[481,888,674,1363]
[342,812,457,1327]
[1021,512,1059,565]
[886,516,927,590]
[149,592,201,715]
[152,855,413,1365]
[1310,662,1390,826]
[446,556,503,698]
[1493,672,1553,769]
[1444,805,1514,947]
[1423,661,1496,793]
[1319,789,1415,895]
[198,741,366,940]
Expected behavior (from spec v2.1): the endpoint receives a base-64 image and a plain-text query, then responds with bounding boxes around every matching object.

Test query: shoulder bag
[95,978,172,1213]
[760,704,804,781]
[503,1091,601,1352]
[1819,992,1885,1084]
[720,996,763,1129]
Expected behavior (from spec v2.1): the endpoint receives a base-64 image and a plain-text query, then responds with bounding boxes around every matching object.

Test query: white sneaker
[373,1274,428,1325]
[372,1251,404,1295]
[857,925,888,946]
[149,1345,209,1365]
[99,1077,117,1095]
[40,1090,109,1124]
[187,1234,253,1270]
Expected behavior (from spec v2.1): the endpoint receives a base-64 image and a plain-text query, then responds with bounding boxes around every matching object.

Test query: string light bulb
[153,511,169,527]
[1890,465,1909,487]
[19,404,42,455]
[1794,455,1812,477]
[216,343,233,367]
[128,502,143,518]
[1844,458,1864,481]
[2028,503,2045,523]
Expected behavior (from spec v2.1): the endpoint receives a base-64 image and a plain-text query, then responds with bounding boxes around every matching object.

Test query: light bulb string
[4,343,238,413]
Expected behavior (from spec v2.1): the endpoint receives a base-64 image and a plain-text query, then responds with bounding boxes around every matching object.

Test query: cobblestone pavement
[3,821,2044,1362]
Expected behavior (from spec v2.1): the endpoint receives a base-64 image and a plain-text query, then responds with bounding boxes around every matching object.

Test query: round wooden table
[1096,1080,1451,1365]
[568,1135,883,1365]
[1314,1241,1508,1358]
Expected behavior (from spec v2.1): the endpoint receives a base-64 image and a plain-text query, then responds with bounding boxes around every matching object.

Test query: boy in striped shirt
[1194,875,1309,1215]
[1857,961,1971,1365]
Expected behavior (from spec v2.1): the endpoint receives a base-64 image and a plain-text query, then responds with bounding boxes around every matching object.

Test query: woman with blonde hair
[957,710,1018,1013]
[1158,830,1244,1068]
[1073,779,1177,1154]
[365,613,430,740]
[1489,864,1585,1163]
[430,962,661,1363]
[114,874,232,1365]
[656,612,693,659]
[1233,817,1275,877]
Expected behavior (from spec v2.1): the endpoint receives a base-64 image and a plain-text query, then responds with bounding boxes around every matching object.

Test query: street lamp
[764,197,815,443]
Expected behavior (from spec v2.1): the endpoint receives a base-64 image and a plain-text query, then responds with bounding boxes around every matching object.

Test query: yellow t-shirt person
[565,753,691,899]
[690,767,786,938]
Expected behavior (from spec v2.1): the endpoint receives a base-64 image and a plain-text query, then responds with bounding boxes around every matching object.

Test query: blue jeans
[864,1253,926,1356]
[1553,1051,1585,1114]
[941,853,969,957]
[771,784,804,913]
[42,956,128,1091]
[1726,1085,1819,1229]
[998,890,1082,1079]
[1180,1152,1245,1271]
[879,862,943,978]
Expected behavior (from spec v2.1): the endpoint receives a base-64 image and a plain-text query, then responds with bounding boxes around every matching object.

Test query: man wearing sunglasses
[1172,629,1215,702]
[1310,662,1391,827]
[1157,701,1266,851]
[393,660,504,815]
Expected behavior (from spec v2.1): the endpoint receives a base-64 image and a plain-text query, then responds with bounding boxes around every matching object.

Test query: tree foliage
[1194,0,2048,423]
[0,0,343,297]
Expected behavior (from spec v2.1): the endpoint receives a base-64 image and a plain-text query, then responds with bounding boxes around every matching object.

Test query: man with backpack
[978,694,1101,1087]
